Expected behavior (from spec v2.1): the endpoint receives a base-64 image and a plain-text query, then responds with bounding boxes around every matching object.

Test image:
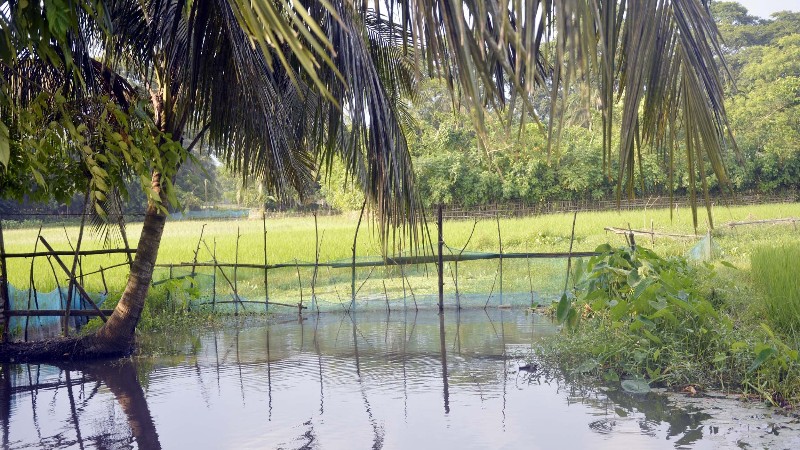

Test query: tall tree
[1,0,735,360]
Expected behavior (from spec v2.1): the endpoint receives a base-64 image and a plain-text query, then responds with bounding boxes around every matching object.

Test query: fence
[1,207,596,341]
[439,192,798,219]
[2,192,796,342]
[0,215,132,342]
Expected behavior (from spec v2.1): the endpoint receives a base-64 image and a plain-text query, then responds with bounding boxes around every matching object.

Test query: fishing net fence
[149,248,585,314]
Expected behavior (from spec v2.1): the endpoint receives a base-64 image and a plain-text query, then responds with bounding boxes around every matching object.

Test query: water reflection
[1,359,160,449]
[1,309,799,449]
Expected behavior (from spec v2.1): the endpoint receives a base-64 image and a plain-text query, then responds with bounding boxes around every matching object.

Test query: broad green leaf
[0,122,9,169]
[621,379,651,394]
[556,293,571,324]
[748,347,776,373]
[573,359,599,374]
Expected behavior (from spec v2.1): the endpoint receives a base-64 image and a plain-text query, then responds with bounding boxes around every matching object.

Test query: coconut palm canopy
[2,0,732,227]
[0,0,734,357]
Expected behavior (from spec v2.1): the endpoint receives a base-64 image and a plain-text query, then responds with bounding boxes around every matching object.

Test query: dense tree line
[384,2,799,209]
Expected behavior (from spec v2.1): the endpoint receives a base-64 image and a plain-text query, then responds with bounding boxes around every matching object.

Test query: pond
[2,309,799,449]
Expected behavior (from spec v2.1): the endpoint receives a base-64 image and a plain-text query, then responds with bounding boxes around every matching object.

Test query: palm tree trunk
[89,170,167,354]
[0,166,169,361]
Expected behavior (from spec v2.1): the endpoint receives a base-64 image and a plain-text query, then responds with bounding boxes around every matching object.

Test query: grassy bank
[538,239,800,406]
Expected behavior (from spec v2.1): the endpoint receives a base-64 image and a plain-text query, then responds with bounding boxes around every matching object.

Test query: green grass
[752,243,800,339]
[3,202,799,298]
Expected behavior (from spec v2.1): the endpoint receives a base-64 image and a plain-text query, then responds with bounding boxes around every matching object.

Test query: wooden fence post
[437,204,444,312]
[0,219,9,342]
[268,209,269,312]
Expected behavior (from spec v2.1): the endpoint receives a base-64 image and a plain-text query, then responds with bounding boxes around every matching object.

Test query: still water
[2,309,799,449]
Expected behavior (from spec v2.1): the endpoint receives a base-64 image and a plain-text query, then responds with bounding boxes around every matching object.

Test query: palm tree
[0,0,733,360]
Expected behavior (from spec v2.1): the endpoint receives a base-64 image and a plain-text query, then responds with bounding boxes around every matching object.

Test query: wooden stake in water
[268,211,269,312]
[234,227,240,316]
[212,239,217,312]
[437,204,444,312]
[351,199,367,311]
[0,219,9,342]
[311,212,319,313]
[563,211,578,295]
[295,259,304,313]
[496,214,503,305]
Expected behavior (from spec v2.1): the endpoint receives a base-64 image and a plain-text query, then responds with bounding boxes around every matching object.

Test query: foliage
[548,241,800,404]
[555,244,734,385]
[0,88,187,215]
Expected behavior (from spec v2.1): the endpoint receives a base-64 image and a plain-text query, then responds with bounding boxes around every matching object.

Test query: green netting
[687,235,720,261]
[151,255,573,313]
[5,284,108,341]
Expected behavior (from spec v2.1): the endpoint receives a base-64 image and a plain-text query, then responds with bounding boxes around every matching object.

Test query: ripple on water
[4,309,800,450]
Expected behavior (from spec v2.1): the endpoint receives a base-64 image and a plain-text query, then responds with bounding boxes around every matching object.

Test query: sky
[733,0,799,18]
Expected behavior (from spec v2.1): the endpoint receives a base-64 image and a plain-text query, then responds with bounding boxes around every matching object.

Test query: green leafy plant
[555,244,734,387]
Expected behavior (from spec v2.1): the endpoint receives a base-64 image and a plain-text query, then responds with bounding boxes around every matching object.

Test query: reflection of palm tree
[0,361,161,449]
[68,361,162,450]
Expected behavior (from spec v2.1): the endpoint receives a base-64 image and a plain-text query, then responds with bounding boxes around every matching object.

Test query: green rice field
[2,202,799,309]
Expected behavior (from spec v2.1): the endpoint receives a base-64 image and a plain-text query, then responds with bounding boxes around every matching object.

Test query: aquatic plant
[554,244,737,387]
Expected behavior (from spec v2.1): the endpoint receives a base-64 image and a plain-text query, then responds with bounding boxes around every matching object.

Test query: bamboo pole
[212,239,217,312]
[268,210,269,313]
[295,259,304,313]
[311,213,320,314]
[0,219,9,342]
[526,243,534,308]
[604,226,696,239]
[168,266,174,312]
[351,199,367,310]
[234,227,240,316]
[496,214,503,305]
[6,310,115,317]
[99,266,108,295]
[190,224,206,278]
[2,249,136,258]
[154,251,598,270]
[78,261,130,278]
[64,193,89,336]
[437,204,444,312]
[37,237,107,322]
[563,211,578,295]
[118,207,134,266]
[25,226,43,341]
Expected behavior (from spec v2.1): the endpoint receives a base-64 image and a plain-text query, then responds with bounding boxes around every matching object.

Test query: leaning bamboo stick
[604,226,697,239]
[724,217,799,228]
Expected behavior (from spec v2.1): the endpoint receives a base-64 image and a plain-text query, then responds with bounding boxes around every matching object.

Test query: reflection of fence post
[0,219,9,342]
[437,204,444,312]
